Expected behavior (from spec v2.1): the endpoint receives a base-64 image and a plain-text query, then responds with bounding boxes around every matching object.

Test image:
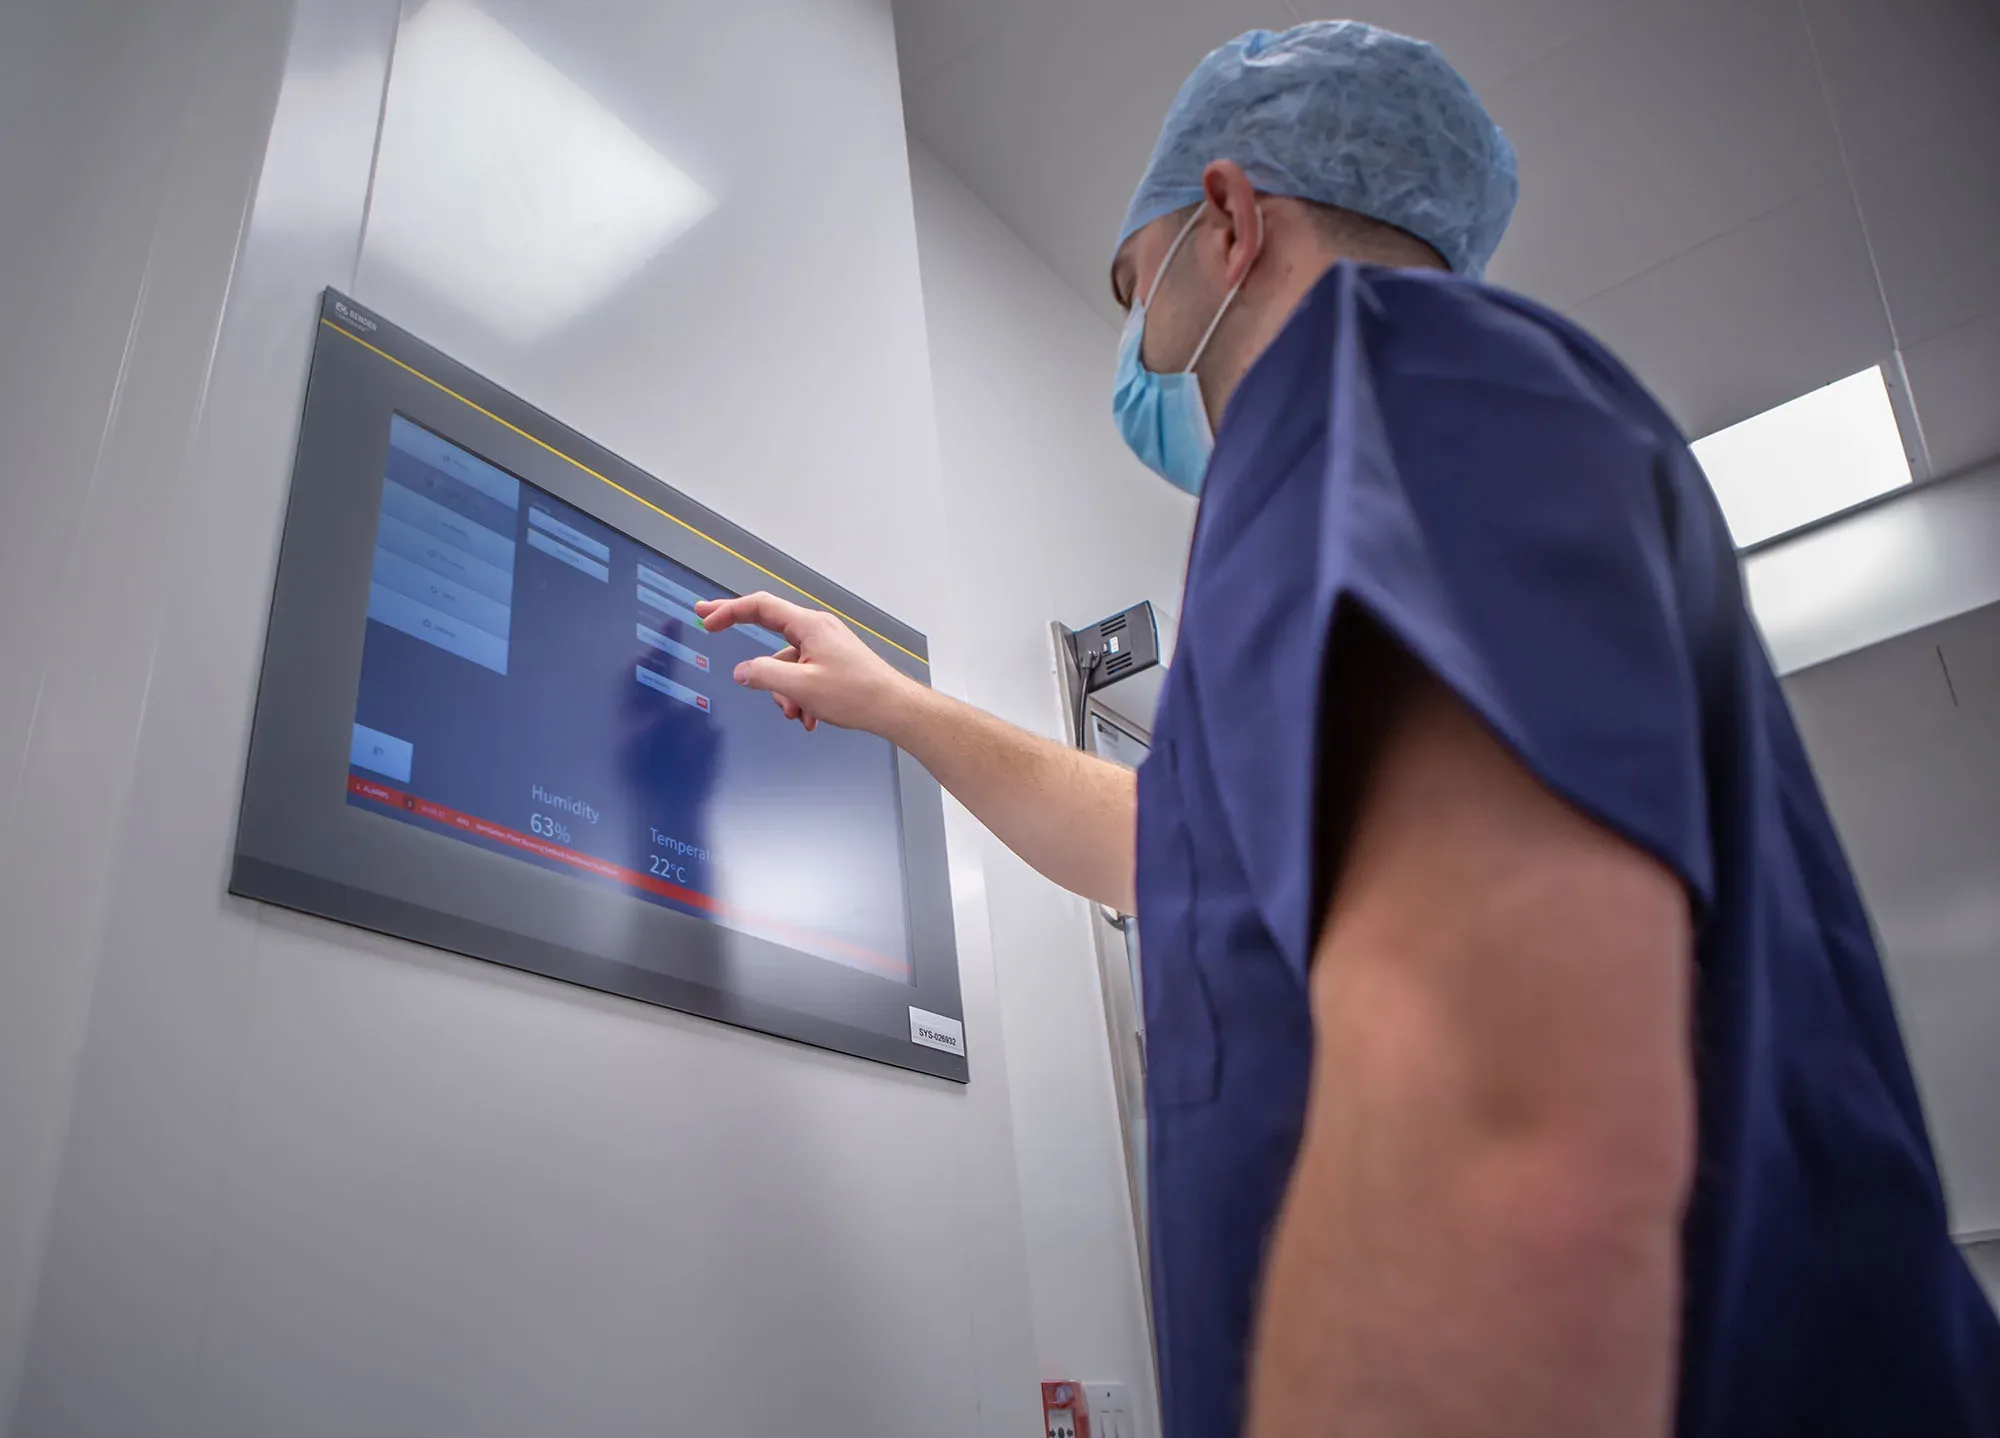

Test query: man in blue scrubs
[702,21,2000,1436]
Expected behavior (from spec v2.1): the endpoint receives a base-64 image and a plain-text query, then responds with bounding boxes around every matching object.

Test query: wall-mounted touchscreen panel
[352,415,912,981]
[233,291,966,1081]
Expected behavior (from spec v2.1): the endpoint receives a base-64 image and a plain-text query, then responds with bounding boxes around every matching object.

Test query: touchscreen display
[345,414,912,982]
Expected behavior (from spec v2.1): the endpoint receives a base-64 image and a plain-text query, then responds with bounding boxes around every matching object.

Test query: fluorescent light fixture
[1692,366,1913,548]
[366,0,715,342]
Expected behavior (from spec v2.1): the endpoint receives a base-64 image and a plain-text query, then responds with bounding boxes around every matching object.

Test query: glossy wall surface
[0,0,1042,1432]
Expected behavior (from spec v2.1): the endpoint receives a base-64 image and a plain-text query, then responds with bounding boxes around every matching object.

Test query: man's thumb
[734,655,804,697]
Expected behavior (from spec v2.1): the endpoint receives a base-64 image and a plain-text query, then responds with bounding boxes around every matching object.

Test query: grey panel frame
[231,290,967,1082]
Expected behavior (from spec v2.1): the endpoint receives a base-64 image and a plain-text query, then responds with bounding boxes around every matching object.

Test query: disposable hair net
[1118,21,1519,279]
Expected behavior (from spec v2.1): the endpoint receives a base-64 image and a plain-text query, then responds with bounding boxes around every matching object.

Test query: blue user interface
[347,414,913,981]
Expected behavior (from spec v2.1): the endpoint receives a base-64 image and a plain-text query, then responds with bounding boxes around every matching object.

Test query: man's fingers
[716,610,842,738]
[734,654,807,697]
[698,591,816,646]
[765,684,813,729]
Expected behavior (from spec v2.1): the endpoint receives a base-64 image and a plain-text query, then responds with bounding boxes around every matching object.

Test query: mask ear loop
[1141,204,1210,311]
[1184,201,1264,372]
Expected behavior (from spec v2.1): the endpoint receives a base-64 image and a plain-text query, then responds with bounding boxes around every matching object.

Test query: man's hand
[697,592,920,736]
[702,591,1140,911]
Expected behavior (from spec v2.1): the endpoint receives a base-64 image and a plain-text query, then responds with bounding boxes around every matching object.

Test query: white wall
[0,0,306,1419]
[0,1,1046,1434]
[1968,1243,2000,1313]
[907,140,1197,1438]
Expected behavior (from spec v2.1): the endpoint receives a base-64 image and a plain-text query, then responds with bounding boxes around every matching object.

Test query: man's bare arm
[1249,643,1695,1436]
[698,593,1136,912]
[885,685,1137,912]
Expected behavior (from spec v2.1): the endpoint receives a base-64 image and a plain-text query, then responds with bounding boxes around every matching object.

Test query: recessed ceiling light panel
[1693,366,1913,549]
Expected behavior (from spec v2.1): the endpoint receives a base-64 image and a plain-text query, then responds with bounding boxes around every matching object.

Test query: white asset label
[909,1006,965,1055]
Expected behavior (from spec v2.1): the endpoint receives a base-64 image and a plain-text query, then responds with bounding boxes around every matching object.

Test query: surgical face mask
[1112,203,1258,495]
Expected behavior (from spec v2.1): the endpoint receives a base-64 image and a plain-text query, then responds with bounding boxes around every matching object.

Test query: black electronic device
[1060,601,1163,752]
[231,291,968,1081]
[1067,601,1163,695]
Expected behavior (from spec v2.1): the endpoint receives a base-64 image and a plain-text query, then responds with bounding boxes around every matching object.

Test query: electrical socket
[1045,1406,1079,1438]
[1084,1382,1134,1438]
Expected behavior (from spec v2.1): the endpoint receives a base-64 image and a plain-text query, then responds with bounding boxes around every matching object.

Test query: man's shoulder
[1355,267,1681,445]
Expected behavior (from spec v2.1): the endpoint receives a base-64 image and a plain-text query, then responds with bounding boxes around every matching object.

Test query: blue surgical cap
[1117,22,1519,280]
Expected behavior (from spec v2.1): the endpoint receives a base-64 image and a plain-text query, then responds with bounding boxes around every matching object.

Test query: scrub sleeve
[1179,267,1717,985]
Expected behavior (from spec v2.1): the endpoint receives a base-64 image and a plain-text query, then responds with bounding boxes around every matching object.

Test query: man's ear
[1200,160,1262,286]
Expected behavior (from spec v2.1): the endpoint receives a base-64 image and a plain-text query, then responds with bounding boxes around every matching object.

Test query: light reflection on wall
[366,0,714,343]
[1744,498,1938,670]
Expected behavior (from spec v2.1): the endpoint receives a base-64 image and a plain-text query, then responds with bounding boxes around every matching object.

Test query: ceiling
[1786,598,2000,1237]
[894,0,2000,474]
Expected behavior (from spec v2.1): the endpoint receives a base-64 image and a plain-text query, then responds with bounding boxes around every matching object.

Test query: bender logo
[331,298,378,333]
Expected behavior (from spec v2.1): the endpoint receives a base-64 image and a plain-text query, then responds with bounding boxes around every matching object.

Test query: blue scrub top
[1135,262,2000,1437]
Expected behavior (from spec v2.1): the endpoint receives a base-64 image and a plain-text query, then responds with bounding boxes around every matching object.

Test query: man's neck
[1200,245,1341,424]
[1202,241,1446,424]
